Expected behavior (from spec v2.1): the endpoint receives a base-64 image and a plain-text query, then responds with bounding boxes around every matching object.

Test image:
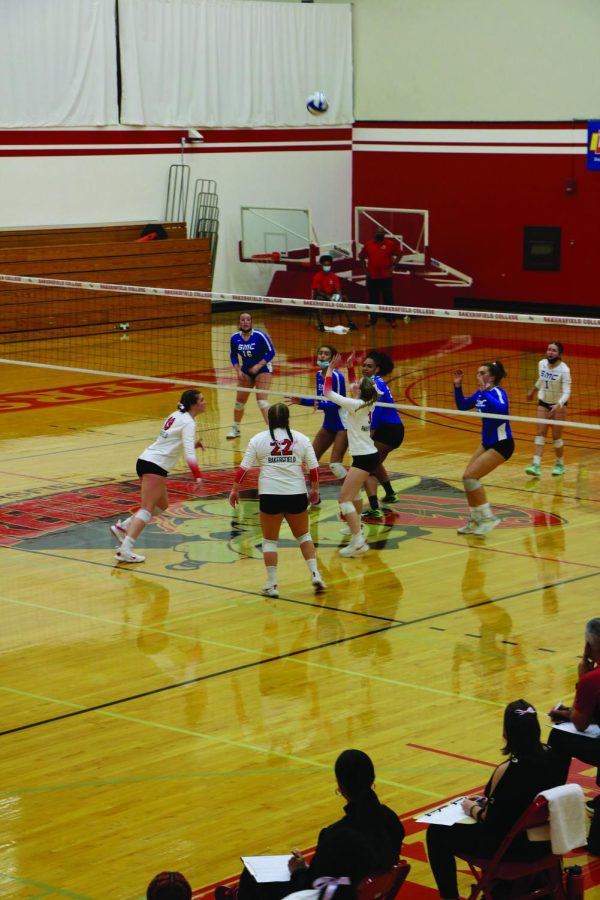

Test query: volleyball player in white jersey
[111,389,205,563]
[525,341,571,477]
[323,353,379,558]
[228,403,325,598]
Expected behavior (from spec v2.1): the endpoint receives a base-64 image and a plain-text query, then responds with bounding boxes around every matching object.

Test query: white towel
[536,784,586,854]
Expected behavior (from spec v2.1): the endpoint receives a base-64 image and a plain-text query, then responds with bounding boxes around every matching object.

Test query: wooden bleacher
[0,221,212,342]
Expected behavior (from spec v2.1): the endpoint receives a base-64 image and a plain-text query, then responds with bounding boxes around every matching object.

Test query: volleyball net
[0,271,599,439]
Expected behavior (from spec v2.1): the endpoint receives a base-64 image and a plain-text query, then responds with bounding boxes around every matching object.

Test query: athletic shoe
[226,425,241,440]
[552,460,565,476]
[457,519,478,534]
[472,516,501,536]
[110,520,127,544]
[361,508,384,520]
[312,572,326,593]
[525,462,541,477]
[261,584,279,598]
[384,492,399,503]
[339,541,369,558]
[115,548,145,563]
[340,524,365,536]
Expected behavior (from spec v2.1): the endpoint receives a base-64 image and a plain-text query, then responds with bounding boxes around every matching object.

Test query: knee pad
[553,438,564,449]
[257,398,269,410]
[135,508,152,524]
[329,462,347,480]
[262,539,278,554]
[296,532,312,546]
[463,478,481,493]
[234,400,245,411]
[339,500,355,517]
[534,435,546,447]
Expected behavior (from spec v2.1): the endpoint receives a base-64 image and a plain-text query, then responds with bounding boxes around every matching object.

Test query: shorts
[259,493,308,515]
[373,421,404,449]
[350,451,380,473]
[483,438,515,461]
[241,366,271,380]
[538,399,567,411]
[137,458,168,478]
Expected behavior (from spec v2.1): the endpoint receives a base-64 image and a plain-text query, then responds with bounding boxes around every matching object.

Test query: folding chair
[357,861,411,900]
[456,796,566,900]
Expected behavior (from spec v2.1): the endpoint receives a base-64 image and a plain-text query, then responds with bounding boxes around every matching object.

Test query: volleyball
[306,91,328,115]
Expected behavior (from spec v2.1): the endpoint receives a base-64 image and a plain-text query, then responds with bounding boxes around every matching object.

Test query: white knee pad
[296,532,312,545]
[463,478,481,493]
[339,500,355,516]
[329,462,347,480]
[257,399,270,410]
[553,438,564,449]
[262,539,278,554]
[135,508,152,524]
[234,400,245,411]
[534,435,546,447]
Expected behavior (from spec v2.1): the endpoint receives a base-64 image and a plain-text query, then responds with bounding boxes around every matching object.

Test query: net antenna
[354,206,473,288]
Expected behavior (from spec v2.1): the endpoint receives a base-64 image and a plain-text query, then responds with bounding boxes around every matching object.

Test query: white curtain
[0,0,118,127]
[119,0,352,126]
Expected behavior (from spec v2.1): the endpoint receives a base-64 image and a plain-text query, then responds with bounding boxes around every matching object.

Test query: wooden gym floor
[0,309,599,899]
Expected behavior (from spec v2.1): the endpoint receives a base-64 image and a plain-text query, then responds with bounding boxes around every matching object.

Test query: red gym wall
[352,123,596,313]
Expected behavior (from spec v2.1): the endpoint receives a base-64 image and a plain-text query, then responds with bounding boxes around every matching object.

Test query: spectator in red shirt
[548,616,600,854]
[312,254,357,332]
[358,227,400,326]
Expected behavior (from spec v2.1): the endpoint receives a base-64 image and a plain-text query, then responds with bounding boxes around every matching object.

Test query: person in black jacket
[426,699,563,900]
[225,749,404,900]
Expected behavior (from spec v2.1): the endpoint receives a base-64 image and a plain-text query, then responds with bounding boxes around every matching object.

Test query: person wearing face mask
[453,360,514,536]
[311,254,357,332]
[286,344,349,486]
[358,227,400,327]
[525,340,571,478]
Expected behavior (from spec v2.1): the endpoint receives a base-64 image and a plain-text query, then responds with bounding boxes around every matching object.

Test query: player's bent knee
[329,462,347,479]
[463,478,481,493]
[257,399,269,409]
[135,508,152,524]
[234,400,245,411]
[553,438,564,449]
[339,500,355,516]
[534,435,546,446]
[296,532,312,546]
[262,539,278,554]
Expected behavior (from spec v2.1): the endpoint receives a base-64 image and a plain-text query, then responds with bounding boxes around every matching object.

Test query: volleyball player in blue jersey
[227,312,276,439]
[454,360,514,536]
[355,350,404,518]
[287,343,349,482]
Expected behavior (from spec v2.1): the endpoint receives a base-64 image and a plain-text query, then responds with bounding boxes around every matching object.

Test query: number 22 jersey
[239,428,318,495]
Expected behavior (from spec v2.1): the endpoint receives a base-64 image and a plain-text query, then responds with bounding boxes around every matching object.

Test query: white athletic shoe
[457,518,479,534]
[262,584,279,598]
[115,548,145,563]
[472,516,501,536]
[312,572,326,593]
[339,541,369,558]
[110,520,127,544]
[226,425,241,440]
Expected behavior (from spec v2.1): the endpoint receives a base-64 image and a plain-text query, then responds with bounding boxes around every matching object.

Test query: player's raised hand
[453,369,464,387]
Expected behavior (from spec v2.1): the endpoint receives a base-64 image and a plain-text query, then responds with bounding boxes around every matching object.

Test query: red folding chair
[357,861,411,900]
[455,796,567,900]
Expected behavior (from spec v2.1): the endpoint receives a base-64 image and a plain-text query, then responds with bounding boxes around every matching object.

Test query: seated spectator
[219,749,404,900]
[426,699,564,900]
[312,255,357,332]
[147,871,192,900]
